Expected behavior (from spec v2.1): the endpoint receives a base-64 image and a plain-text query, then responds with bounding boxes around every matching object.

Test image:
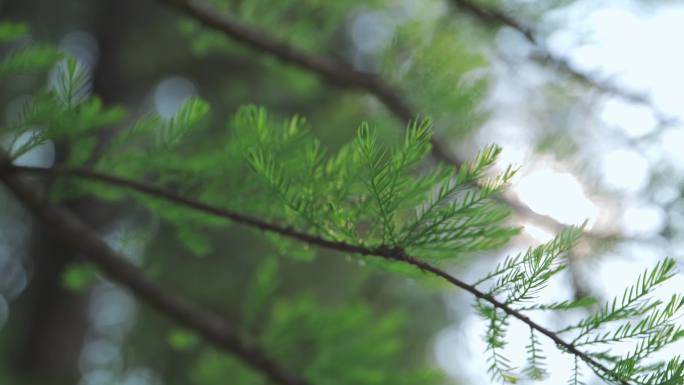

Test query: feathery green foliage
[240,107,518,257]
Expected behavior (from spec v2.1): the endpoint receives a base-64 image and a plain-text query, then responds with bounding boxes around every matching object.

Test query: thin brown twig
[6,164,629,384]
[0,158,310,385]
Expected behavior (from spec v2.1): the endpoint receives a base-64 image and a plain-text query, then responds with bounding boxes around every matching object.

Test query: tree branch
[0,158,310,385]
[450,0,537,43]
[7,164,628,384]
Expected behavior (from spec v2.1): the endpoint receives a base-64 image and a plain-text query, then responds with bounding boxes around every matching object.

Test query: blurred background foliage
[1,0,683,384]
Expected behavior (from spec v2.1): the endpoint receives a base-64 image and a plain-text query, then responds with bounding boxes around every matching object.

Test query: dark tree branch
[6,164,628,384]
[0,158,310,385]
[450,0,537,43]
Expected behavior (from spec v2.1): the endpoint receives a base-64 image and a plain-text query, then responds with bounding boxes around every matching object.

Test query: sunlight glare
[559,2,684,120]
[600,148,650,193]
[600,99,656,138]
[514,168,597,228]
[523,222,555,243]
[622,202,666,237]
[7,131,55,168]
[153,77,197,118]
[659,128,684,170]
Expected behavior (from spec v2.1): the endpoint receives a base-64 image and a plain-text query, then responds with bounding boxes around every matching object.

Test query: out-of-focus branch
[448,0,678,126]
[450,0,537,43]
[0,155,310,385]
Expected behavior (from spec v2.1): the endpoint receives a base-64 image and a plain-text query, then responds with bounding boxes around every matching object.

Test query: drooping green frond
[476,302,517,384]
[524,327,548,381]
[568,356,585,385]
